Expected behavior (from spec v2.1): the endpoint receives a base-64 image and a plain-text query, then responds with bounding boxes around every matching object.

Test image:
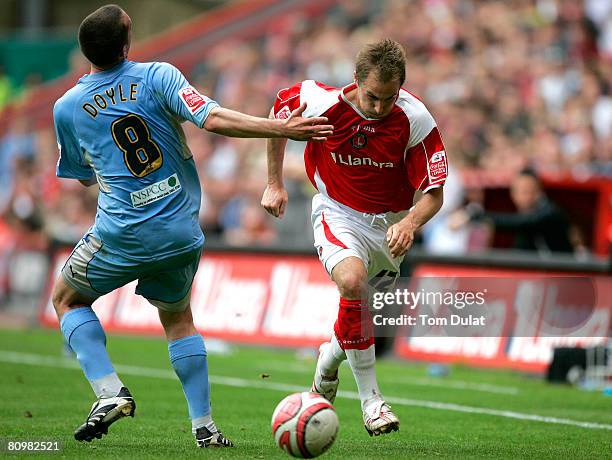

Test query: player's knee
[51,284,72,317]
[158,305,197,341]
[51,278,92,318]
[335,271,366,299]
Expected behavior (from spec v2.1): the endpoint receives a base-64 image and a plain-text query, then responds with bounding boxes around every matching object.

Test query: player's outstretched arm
[386,187,444,258]
[261,108,289,218]
[203,103,333,141]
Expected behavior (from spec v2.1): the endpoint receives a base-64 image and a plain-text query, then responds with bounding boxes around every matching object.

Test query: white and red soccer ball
[271,392,339,458]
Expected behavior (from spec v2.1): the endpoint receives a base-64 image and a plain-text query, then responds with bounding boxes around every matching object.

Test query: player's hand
[281,102,334,142]
[386,219,417,258]
[261,183,288,218]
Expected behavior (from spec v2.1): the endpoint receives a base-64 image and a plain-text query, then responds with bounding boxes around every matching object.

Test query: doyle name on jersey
[274,80,448,214]
[54,61,219,260]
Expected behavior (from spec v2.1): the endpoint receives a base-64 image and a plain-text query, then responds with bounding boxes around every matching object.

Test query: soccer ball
[271,392,339,458]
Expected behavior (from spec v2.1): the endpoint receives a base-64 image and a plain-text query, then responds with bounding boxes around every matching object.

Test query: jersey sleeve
[272,82,302,119]
[405,114,448,193]
[148,62,219,128]
[53,99,94,180]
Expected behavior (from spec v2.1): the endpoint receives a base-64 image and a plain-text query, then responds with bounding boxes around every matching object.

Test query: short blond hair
[355,38,406,85]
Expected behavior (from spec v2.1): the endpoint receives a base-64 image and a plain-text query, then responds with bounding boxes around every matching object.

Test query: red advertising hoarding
[40,254,611,372]
[40,252,339,348]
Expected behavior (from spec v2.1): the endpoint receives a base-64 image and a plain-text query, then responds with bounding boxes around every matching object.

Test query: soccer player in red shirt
[262,39,447,436]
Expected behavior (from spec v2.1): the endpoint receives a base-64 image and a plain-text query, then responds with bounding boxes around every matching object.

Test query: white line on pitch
[391,376,520,395]
[1,350,610,431]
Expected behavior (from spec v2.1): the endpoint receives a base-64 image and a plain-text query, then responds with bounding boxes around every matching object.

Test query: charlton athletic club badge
[351,132,368,149]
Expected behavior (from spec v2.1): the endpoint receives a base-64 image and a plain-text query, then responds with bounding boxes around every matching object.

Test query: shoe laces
[364,396,389,419]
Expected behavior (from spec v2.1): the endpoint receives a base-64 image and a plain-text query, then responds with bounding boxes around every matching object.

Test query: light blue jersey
[54,60,218,261]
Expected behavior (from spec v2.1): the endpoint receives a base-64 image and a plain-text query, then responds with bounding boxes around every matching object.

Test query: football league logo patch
[276,105,292,120]
[428,150,447,182]
[178,86,207,115]
[430,151,445,163]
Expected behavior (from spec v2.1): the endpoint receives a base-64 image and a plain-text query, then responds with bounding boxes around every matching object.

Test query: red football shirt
[273,80,447,213]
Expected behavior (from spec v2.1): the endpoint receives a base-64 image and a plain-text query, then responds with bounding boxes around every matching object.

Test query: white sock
[90,372,124,398]
[192,414,216,434]
[345,345,381,407]
[318,335,346,377]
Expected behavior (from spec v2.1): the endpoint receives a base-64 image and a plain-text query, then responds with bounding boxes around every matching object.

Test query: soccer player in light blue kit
[51,4,332,448]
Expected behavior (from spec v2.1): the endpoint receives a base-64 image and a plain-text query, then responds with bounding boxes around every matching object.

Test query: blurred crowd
[0,0,611,261]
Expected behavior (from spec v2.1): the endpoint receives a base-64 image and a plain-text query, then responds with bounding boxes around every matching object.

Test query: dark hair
[518,166,540,182]
[355,38,406,85]
[78,4,129,68]
[515,166,544,191]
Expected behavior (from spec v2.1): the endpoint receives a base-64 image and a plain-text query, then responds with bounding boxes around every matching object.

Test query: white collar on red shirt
[340,82,380,121]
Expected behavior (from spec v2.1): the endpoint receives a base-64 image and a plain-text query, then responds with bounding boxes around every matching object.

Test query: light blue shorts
[61,233,202,312]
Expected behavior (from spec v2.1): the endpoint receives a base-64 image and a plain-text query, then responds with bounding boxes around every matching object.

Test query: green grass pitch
[0,328,611,459]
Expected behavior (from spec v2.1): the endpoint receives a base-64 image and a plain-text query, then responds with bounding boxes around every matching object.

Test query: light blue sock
[168,334,212,428]
[60,307,123,397]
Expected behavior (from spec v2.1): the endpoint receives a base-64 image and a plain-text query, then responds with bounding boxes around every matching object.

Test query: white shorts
[311,193,409,282]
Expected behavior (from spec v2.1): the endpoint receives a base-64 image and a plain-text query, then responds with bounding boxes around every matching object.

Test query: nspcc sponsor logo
[130,174,181,207]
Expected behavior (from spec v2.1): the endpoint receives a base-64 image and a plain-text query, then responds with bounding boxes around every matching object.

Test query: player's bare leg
[52,276,134,442]
[329,257,399,436]
[158,305,233,448]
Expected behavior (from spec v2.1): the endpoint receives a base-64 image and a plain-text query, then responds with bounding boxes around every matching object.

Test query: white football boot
[362,396,400,436]
[310,342,340,403]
